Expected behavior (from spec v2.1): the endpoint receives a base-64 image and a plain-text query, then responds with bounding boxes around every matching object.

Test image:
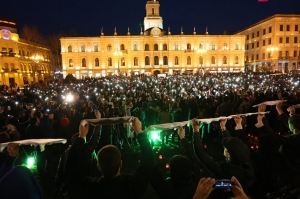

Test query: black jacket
[150,138,200,199]
[65,133,154,199]
[193,132,256,191]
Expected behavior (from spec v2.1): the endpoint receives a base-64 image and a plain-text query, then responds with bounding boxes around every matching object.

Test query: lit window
[81,45,85,52]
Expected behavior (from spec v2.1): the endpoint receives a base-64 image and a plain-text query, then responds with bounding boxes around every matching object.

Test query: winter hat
[222,137,250,165]
[169,155,192,181]
[259,134,281,155]
[60,118,70,127]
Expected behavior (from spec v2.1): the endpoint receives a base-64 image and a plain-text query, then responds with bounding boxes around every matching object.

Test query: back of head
[169,155,192,182]
[97,145,121,178]
[222,137,250,165]
[223,96,229,103]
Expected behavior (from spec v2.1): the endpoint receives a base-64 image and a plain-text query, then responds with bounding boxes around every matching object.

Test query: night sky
[1,0,300,36]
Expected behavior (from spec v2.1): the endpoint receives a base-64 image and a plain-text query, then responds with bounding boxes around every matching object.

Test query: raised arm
[192,119,225,178]
[130,117,155,198]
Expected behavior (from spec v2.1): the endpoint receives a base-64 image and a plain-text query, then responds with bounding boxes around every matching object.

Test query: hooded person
[192,119,256,192]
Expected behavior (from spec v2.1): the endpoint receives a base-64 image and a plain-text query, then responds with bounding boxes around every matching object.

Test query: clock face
[152,28,160,36]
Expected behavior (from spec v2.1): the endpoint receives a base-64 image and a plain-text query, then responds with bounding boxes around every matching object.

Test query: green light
[150,130,161,142]
[26,157,35,169]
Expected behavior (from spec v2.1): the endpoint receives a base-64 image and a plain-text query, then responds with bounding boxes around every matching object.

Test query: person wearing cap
[192,118,255,192]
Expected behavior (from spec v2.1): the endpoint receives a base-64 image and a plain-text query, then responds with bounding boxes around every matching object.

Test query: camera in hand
[213,179,233,189]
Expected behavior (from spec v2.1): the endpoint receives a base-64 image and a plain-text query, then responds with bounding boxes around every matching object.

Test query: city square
[0,0,300,199]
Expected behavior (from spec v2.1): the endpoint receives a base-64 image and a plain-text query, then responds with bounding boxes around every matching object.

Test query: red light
[204,144,207,149]
[251,146,254,149]
[159,155,162,159]
[247,134,250,137]
[166,164,169,168]
[258,0,268,2]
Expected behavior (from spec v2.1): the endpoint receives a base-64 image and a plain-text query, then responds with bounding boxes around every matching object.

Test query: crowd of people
[0,72,299,199]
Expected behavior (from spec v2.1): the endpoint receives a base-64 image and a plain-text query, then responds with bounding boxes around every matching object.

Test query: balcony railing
[0,52,16,57]
[184,49,194,53]
[2,68,19,72]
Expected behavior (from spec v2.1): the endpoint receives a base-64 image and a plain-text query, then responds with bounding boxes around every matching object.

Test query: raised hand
[177,126,185,139]
[192,118,200,132]
[79,120,89,138]
[258,104,266,113]
[230,176,249,199]
[193,177,215,199]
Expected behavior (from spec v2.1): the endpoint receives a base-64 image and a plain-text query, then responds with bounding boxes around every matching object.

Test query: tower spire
[114,27,117,35]
[127,27,130,35]
[193,26,196,35]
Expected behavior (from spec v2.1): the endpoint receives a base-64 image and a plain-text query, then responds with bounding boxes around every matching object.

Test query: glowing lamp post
[31,54,43,83]
[266,47,278,72]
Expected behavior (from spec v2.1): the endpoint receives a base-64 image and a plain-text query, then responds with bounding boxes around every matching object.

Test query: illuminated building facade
[60,0,245,78]
[235,14,300,73]
[0,20,51,86]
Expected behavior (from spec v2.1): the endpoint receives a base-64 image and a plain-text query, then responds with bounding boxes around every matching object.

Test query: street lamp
[266,47,278,72]
[31,54,43,83]
[113,51,122,76]
[197,49,207,75]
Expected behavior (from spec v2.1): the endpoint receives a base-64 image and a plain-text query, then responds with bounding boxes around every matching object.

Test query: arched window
[235,43,239,50]
[163,56,168,65]
[82,58,86,67]
[199,56,203,65]
[81,45,85,52]
[133,44,138,51]
[95,58,99,67]
[199,43,203,49]
[175,56,179,65]
[212,43,216,50]
[107,44,112,52]
[108,58,112,66]
[235,56,239,64]
[187,56,191,65]
[154,56,159,65]
[145,56,150,65]
[10,63,15,70]
[163,44,167,50]
[4,63,8,69]
[211,56,215,64]
[223,56,227,64]
[120,44,125,50]
[145,44,149,51]
[68,45,72,52]
[134,57,138,66]
[187,43,191,50]
[121,57,125,66]
[175,44,179,50]
[69,59,73,67]
[94,45,99,52]
[223,43,228,50]
[154,44,158,51]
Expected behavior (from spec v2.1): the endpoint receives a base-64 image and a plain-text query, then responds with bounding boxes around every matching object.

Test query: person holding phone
[192,119,256,193]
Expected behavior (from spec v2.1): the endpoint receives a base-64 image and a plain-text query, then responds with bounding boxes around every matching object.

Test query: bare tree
[47,34,62,71]
[20,25,45,45]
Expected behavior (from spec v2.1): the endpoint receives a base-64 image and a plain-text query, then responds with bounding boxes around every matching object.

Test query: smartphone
[213,180,233,189]
[93,108,97,113]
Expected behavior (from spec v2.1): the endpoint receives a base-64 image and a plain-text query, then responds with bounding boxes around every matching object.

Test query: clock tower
[144,0,163,31]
